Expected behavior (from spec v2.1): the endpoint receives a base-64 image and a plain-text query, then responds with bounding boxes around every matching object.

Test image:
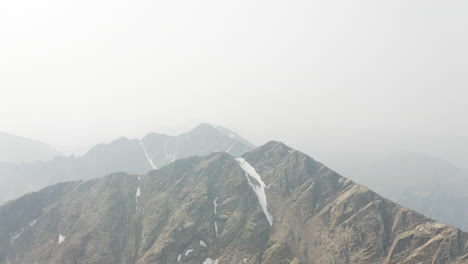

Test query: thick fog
[1,0,467,171]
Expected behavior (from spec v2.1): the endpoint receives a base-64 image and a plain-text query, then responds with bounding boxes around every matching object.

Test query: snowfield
[235,157,273,226]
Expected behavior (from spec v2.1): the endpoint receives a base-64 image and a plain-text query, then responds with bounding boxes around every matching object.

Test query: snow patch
[9,228,24,244]
[58,234,66,244]
[338,177,349,185]
[185,249,194,256]
[29,219,37,227]
[203,258,219,264]
[136,187,141,199]
[200,240,207,247]
[135,185,141,210]
[139,140,157,169]
[177,254,181,262]
[235,158,273,226]
[213,197,220,239]
[213,197,218,215]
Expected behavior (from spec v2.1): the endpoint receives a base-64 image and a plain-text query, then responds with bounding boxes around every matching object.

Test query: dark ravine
[0,123,254,204]
[0,142,466,264]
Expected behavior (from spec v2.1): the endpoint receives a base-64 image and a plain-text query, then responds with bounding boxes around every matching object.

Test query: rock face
[0,124,254,204]
[0,142,466,264]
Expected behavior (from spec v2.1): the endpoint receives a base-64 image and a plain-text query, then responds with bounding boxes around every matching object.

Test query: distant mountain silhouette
[0,132,60,163]
[0,124,254,204]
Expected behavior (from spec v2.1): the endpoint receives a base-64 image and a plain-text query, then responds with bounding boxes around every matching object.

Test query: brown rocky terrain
[0,141,466,264]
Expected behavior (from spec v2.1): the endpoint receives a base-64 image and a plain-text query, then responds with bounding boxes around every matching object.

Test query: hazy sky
[1,0,467,169]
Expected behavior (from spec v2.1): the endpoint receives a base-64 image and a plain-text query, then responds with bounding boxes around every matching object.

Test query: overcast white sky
[1,0,467,168]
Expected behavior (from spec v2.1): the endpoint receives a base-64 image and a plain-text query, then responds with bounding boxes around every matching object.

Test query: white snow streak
[136,179,142,210]
[203,258,219,264]
[213,197,218,215]
[136,187,141,199]
[139,140,157,169]
[58,234,66,244]
[235,157,273,226]
[177,254,181,262]
[213,197,219,239]
[185,249,194,256]
[338,177,349,185]
[200,240,207,247]
[9,229,24,244]
[9,219,38,244]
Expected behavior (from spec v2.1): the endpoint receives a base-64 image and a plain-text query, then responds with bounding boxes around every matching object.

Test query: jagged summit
[1,142,466,264]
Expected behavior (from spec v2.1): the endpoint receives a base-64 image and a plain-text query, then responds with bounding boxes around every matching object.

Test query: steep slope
[0,124,254,204]
[341,152,468,231]
[1,142,466,264]
[0,132,60,163]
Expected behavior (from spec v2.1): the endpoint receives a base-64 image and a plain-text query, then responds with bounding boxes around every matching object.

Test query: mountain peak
[2,143,466,264]
[188,123,229,136]
[259,140,292,152]
[191,122,220,130]
[189,123,255,147]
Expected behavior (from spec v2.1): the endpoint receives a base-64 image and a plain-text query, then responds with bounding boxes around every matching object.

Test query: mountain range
[0,124,254,204]
[1,141,466,263]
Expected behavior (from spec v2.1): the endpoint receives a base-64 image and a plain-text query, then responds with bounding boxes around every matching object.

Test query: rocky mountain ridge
[1,141,466,264]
